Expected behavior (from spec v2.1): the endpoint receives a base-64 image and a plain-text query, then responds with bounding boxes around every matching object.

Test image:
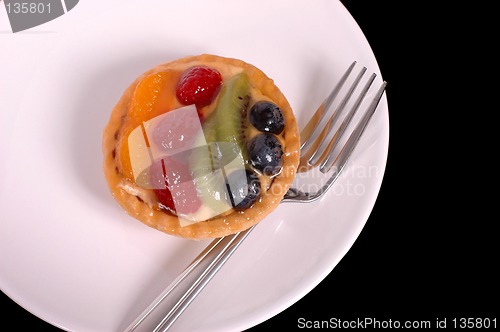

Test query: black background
[2,1,495,331]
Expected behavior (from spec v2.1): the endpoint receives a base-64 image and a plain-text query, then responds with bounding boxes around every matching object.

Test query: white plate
[0,0,389,331]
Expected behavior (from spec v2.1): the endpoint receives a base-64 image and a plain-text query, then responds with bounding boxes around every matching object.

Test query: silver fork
[124,61,387,332]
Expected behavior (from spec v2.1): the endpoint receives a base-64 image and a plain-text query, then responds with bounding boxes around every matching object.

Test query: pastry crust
[103,54,300,239]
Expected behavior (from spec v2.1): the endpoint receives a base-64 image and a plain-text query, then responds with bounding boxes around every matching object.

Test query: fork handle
[124,226,255,332]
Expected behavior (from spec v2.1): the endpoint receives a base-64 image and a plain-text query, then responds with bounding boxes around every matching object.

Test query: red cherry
[176,66,222,108]
[151,158,201,215]
[154,186,176,212]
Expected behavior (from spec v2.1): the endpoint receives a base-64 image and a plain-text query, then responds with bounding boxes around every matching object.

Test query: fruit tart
[102,54,300,239]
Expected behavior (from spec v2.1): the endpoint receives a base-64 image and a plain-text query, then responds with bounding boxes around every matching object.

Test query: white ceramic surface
[0,0,389,331]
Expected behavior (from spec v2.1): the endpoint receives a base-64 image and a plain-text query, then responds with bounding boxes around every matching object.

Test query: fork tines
[298,61,387,174]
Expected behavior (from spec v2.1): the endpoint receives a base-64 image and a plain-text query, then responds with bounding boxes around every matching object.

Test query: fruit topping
[247,133,283,176]
[188,72,252,218]
[150,158,201,215]
[127,65,286,222]
[176,66,222,108]
[226,169,261,210]
[249,101,285,134]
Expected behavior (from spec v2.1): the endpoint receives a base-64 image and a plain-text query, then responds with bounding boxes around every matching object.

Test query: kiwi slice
[202,71,250,159]
[188,72,251,218]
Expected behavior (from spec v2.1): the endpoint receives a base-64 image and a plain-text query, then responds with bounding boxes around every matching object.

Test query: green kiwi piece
[213,72,250,146]
[201,71,250,162]
[188,72,251,218]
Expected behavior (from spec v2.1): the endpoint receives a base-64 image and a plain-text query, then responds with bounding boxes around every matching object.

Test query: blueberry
[247,133,283,176]
[249,101,285,134]
[226,169,261,210]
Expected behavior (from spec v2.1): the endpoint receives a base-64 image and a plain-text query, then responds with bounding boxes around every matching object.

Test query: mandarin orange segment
[128,70,182,124]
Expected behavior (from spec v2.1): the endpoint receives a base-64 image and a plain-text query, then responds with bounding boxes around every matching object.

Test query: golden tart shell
[102,54,300,239]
